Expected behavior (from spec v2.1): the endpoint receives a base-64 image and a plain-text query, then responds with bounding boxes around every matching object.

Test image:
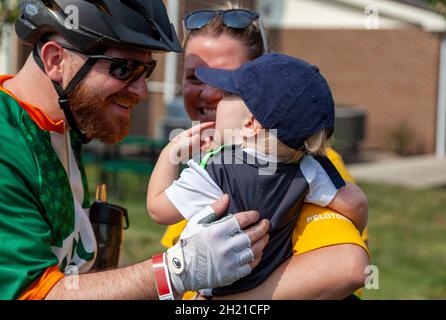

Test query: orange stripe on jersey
[18,265,65,300]
[0,75,65,134]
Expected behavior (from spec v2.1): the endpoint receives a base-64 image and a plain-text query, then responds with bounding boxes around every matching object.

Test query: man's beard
[68,83,140,144]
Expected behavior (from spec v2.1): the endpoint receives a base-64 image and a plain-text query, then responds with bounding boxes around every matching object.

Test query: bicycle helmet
[16,0,182,53]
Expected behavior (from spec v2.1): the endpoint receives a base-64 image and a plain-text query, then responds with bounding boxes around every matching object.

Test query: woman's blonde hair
[183,2,268,60]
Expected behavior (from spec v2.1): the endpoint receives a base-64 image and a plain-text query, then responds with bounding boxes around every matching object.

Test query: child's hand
[167,122,215,163]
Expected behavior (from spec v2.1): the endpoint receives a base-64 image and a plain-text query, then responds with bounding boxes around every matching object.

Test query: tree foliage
[1,0,19,25]
[426,0,446,15]
[0,0,19,46]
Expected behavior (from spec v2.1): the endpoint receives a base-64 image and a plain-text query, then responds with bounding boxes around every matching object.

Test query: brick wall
[273,29,441,154]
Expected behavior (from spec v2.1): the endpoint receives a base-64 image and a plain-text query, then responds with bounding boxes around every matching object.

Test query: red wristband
[152,253,175,300]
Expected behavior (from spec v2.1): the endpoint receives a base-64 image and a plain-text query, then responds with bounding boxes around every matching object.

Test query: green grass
[359,182,446,300]
[85,165,446,299]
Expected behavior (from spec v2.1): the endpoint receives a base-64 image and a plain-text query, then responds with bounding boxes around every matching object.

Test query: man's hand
[166,194,270,294]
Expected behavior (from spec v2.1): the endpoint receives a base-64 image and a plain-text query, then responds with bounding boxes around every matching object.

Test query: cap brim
[195,68,238,94]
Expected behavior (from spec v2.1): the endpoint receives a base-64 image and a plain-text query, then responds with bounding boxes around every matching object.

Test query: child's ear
[241,116,262,138]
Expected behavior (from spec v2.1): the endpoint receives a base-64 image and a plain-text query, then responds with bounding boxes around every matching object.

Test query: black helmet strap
[32,45,96,144]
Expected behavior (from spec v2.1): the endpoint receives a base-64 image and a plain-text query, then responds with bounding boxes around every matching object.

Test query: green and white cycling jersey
[0,77,96,299]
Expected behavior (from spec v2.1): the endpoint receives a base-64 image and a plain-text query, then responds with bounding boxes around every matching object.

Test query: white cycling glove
[166,205,254,294]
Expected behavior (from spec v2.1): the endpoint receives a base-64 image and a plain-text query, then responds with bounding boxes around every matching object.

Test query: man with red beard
[0,0,269,300]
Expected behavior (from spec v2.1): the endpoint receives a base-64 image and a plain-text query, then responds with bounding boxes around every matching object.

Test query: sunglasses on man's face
[184,9,260,30]
[59,44,157,84]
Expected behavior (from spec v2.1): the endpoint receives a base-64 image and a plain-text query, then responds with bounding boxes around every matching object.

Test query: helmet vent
[41,0,55,9]
[85,0,112,15]
[119,0,162,41]
[41,0,62,13]
[119,0,152,22]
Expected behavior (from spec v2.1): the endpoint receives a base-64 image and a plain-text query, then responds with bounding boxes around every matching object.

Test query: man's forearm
[46,260,159,300]
[46,199,269,300]
[213,244,369,300]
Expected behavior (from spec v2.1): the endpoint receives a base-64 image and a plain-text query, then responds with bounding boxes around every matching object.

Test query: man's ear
[241,116,262,138]
[39,41,65,83]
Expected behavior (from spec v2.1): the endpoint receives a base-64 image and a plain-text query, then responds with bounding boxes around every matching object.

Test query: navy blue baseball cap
[195,53,335,150]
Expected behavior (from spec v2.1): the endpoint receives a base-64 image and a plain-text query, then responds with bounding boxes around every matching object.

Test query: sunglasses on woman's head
[183,9,269,53]
[184,9,260,30]
[59,43,157,84]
